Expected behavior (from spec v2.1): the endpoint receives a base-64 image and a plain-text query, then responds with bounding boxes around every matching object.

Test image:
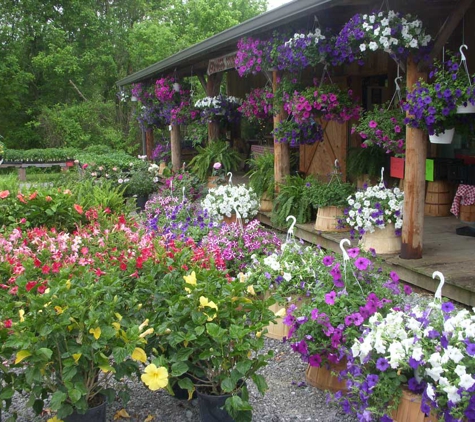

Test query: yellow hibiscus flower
[141,364,169,391]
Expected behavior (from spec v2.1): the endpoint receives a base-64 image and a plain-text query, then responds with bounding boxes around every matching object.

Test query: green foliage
[271,175,312,227]
[4,148,78,162]
[305,176,355,209]
[189,140,242,181]
[246,152,275,199]
[346,146,387,179]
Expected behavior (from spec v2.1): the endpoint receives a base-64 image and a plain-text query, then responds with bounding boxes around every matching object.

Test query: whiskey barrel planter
[390,389,438,422]
[359,223,401,255]
[259,193,273,213]
[424,181,452,217]
[314,206,347,232]
[305,358,348,393]
[460,204,475,224]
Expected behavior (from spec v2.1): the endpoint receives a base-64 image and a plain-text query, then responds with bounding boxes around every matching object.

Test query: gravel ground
[4,337,357,422]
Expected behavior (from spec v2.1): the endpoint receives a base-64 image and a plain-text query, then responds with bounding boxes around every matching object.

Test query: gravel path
[4,337,357,422]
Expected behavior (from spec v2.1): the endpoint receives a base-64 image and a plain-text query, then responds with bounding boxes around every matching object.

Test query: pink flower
[213,162,222,170]
[325,291,336,305]
[368,120,378,128]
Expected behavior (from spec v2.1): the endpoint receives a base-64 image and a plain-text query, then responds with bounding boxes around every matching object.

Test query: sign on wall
[207,52,237,75]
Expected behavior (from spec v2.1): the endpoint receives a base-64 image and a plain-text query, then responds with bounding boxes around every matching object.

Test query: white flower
[426,383,436,400]
[381,18,389,26]
[425,366,444,381]
[283,272,292,282]
[369,41,378,51]
[443,385,461,404]
[359,43,367,52]
[459,373,475,390]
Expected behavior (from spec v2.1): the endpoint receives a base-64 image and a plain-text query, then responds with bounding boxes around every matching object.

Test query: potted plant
[0,222,156,421]
[346,146,388,187]
[201,184,259,224]
[305,170,355,232]
[338,298,475,421]
[123,161,157,210]
[189,140,241,182]
[403,53,475,143]
[345,181,404,254]
[238,87,274,122]
[246,152,275,212]
[137,245,276,422]
[285,247,407,392]
[273,118,324,146]
[194,95,243,124]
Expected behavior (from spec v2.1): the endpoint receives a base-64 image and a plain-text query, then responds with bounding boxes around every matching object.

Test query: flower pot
[429,128,455,144]
[207,176,218,189]
[222,213,237,225]
[171,374,198,400]
[305,358,348,394]
[457,103,475,114]
[265,299,291,340]
[359,223,401,255]
[64,395,107,422]
[390,389,438,422]
[314,206,347,232]
[158,161,167,175]
[136,195,149,212]
[259,193,273,213]
[197,385,247,422]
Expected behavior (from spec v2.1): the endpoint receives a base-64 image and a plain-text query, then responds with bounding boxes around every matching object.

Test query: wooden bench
[0,161,75,181]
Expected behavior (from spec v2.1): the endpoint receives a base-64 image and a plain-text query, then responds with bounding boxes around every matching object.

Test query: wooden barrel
[222,214,237,225]
[265,301,290,340]
[305,359,348,393]
[359,223,401,255]
[259,193,273,213]
[424,181,452,217]
[314,206,348,232]
[391,389,438,422]
[460,204,475,223]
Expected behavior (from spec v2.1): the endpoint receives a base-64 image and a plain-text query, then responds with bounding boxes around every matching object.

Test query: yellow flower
[247,285,256,296]
[139,327,154,338]
[199,296,218,310]
[54,306,64,315]
[89,327,101,340]
[112,322,121,331]
[19,309,25,322]
[65,280,71,290]
[139,319,149,331]
[183,271,197,286]
[47,416,63,422]
[275,308,286,317]
[256,331,262,338]
[238,272,246,283]
[72,353,82,364]
[131,347,147,363]
[141,364,169,391]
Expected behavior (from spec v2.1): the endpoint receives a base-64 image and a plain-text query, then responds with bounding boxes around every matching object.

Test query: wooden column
[207,73,223,143]
[401,56,427,260]
[145,128,154,159]
[170,125,182,172]
[273,71,290,188]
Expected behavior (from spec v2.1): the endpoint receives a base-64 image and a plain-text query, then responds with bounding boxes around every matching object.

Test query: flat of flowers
[305,360,348,394]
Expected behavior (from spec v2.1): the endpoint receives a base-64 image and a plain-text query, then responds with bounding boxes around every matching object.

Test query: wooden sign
[390,157,405,179]
[207,52,237,75]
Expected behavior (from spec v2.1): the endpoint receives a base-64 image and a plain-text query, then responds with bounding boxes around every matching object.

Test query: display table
[451,184,475,237]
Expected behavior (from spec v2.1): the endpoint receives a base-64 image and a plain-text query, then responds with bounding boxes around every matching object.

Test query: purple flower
[322,255,334,266]
[466,342,475,356]
[366,374,379,388]
[308,354,322,367]
[441,302,455,313]
[389,271,399,282]
[376,358,389,372]
[311,308,319,320]
[403,285,413,295]
[409,357,422,369]
[347,247,360,258]
[354,257,370,271]
[325,291,336,305]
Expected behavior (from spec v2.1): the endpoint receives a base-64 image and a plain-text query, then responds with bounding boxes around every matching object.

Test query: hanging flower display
[329,10,431,66]
[235,37,274,77]
[194,94,243,123]
[273,119,323,147]
[353,105,406,157]
[284,83,361,124]
[238,86,274,122]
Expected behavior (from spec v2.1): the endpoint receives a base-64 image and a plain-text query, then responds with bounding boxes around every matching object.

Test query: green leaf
[50,390,68,410]
[177,377,194,391]
[175,347,194,361]
[68,388,82,403]
[251,373,268,394]
[36,347,53,360]
[171,361,188,377]
[229,324,245,339]
[62,365,77,382]
[206,323,226,340]
[221,377,236,393]
[112,347,128,364]
[0,386,14,400]
[236,360,252,376]
[32,399,44,415]
[195,326,205,336]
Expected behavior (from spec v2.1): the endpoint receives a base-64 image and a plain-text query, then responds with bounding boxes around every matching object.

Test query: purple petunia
[376,357,389,372]
[325,291,336,305]
[354,257,371,271]
[441,302,455,313]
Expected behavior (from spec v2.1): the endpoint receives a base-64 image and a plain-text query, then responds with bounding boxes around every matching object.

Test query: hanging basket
[429,128,455,144]
[456,103,475,114]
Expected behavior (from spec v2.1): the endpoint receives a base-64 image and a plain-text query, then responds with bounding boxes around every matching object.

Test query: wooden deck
[258,213,475,307]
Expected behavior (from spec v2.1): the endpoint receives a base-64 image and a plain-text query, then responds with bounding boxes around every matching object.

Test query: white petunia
[459,374,475,390]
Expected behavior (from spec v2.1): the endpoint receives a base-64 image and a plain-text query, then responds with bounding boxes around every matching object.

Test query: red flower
[29,191,38,200]
[17,194,27,204]
[33,258,42,268]
[41,265,51,274]
[26,281,38,292]
[74,204,83,214]
[3,319,12,328]
[37,283,47,294]
[45,195,52,202]
[0,190,10,199]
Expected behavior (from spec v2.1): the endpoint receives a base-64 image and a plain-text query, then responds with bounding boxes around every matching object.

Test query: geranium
[345,182,404,238]
[239,86,274,122]
[284,83,361,124]
[273,118,324,146]
[284,247,406,369]
[194,94,242,123]
[330,10,431,66]
[403,53,475,136]
[201,184,259,223]
[353,105,406,157]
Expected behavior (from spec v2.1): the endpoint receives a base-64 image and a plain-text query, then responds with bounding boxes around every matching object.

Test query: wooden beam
[273,71,290,188]
[170,125,182,172]
[421,0,474,70]
[145,128,154,160]
[196,74,207,92]
[401,56,428,260]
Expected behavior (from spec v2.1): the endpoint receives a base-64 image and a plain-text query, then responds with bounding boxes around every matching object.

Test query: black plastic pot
[171,374,198,400]
[135,195,149,212]
[64,396,107,422]
[197,389,234,422]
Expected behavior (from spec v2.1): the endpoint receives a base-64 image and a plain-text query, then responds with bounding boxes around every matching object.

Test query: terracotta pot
[305,358,348,393]
[264,295,306,340]
[359,223,401,255]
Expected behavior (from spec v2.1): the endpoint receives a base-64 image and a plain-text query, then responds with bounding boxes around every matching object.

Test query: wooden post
[145,128,154,160]
[401,56,427,259]
[207,73,223,143]
[273,71,290,188]
[170,125,182,172]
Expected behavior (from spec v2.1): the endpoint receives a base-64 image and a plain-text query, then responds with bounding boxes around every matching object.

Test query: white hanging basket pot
[429,128,455,144]
[456,103,475,114]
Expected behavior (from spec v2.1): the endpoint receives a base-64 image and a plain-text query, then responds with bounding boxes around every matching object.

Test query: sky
[267,0,293,10]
